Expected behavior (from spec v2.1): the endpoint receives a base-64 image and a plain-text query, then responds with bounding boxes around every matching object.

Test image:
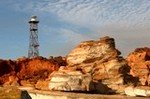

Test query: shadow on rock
[21,90,32,99]
[89,81,116,94]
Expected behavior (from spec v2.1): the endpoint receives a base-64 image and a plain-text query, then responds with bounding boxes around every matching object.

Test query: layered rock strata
[36,67,91,91]
[47,36,130,94]
[67,36,120,66]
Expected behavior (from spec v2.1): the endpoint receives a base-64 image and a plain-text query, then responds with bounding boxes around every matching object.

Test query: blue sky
[0,0,150,59]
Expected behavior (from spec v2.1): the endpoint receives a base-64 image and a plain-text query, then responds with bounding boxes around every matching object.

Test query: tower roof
[29,16,39,23]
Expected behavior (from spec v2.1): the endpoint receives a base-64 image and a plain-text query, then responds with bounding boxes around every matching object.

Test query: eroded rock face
[92,57,127,84]
[127,47,150,86]
[125,86,150,97]
[17,57,60,86]
[67,36,120,65]
[36,67,91,91]
[49,56,67,66]
[0,57,61,86]
[66,37,129,83]
[50,36,131,94]
[0,60,18,85]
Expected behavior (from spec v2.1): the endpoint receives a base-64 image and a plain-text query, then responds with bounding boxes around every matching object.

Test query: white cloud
[13,1,149,25]
[11,0,150,56]
[24,0,150,28]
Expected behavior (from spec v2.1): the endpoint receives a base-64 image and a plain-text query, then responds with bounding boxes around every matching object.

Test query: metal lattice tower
[28,16,39,58]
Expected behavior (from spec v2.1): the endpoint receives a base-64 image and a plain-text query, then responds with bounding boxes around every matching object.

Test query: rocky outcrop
[92,57,127,82]
[2,36,150,97]
[66,37,128,83]
[67,36,120,66]
[16,57,60,86]
[127,47,150,86]
[49,56,67,66]
[45,36,131,94]
[36,67,91,91]
[0,60,18,85]
[67,37,129,78]
[0,56,61,86]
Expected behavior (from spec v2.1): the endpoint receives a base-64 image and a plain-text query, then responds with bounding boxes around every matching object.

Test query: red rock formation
[0,56,63,86]
[0,60,18,85]
[49,56,67,66]
[16,57,60,86]
[127,47,150,86]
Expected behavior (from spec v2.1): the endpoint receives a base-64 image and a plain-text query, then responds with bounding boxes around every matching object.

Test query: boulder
[127,47,150,86]
[36,67,91,91]
[65,36,131,94]
[125,86,150,97]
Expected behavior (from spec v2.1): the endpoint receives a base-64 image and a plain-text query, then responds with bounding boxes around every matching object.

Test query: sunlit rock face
[127,47,150,86]
[44,36,131,94]
[66,36,129,82]
[0,56,66,86]
[36,67,91,91]
[125,86,150,97]
[67,36,120,65]
[92,57,127,83]
[16,57,60,86]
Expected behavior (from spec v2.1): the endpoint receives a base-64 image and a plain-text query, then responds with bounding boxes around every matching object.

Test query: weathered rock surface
[0,56,61,86]
[49,56,67,66]
[127,47,150,86]
[0,86,31,99]
[67,36,120,65]
[36,67,91,91]
[125,86,150,97]
[17,57,60,86]
[29,89,149,99]
[0,60,18,85]
[2,36,150,97]
[92,57,127,83]
[65,36,131,94]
